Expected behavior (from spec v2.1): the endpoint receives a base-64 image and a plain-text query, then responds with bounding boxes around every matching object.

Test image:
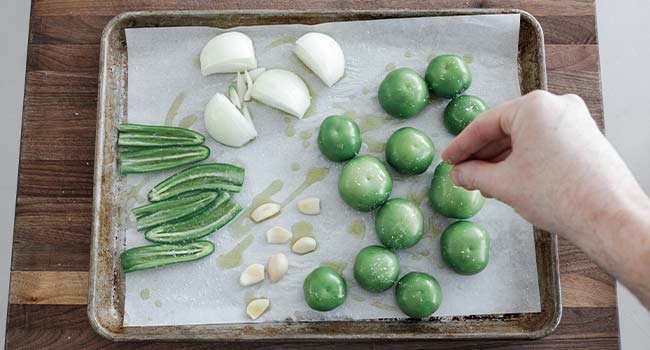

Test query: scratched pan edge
[88,9,559,342]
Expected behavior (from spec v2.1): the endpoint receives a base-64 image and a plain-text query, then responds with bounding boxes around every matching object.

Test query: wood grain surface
[7,0,615,349]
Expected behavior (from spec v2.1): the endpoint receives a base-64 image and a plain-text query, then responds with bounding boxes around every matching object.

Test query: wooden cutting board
[7,1,616,349]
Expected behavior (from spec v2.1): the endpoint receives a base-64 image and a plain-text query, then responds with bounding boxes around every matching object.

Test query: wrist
[576,183,650,307]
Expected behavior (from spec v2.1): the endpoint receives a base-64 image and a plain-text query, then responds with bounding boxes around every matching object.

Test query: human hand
[443,90,637,236]
[442,90,650,307]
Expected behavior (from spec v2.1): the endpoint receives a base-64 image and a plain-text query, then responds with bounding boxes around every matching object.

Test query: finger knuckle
[563,93,588,108]
[526,89,552,102]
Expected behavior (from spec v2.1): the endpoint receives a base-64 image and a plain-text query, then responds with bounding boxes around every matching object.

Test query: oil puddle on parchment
[117,175,152,226]
[229,168,329,236]
[266,36,297,49]
[406,191,428,207]
[140,288,151,300]
[217,234,254,269]
[331,103,394,134]
[284,124,296,137]
[299,130,313,148]
[178,114,198,129]
[164,92,187,126]
[346,219,366,240]
[280,167,329,206]
[229,180,284,237]
[364,136,386,153]
[370,300,399,312]
[291,221,315,245]
[320,261,348,274]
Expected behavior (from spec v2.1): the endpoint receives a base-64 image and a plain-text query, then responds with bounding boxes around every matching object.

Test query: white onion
[293,32,345,87]
[228,85,241,109]
[243,70,253,101]
[204,93,257,147]
[251,69,311,119]
[236,72,246,98]
[242,104,252,124]
[247,67,266,81]
[200,32,257,75]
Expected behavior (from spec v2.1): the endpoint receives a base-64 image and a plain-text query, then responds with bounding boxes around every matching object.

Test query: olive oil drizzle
[216,234,254,269]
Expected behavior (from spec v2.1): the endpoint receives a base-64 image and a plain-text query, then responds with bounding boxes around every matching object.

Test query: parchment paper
[121,14,541,326]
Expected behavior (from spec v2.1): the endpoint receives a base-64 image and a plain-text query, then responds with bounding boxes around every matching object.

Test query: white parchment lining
[121,14,541,326]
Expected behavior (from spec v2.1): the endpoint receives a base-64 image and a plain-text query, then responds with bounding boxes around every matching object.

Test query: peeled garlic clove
[250,202,281,223]
[251,69,311,119]
[200,32,257,75]
[204,93,257,147]
[267,253,288,283]
[297,197,321,215]
[228,85,242,109]
[293,33,345,87]
[239,263,265,286]
[266,226,292,244]
[246,298,270,320]
[291,237,317,255]
[247,67,266,81]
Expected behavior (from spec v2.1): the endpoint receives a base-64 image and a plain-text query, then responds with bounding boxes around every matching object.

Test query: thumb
[450,160,506,199]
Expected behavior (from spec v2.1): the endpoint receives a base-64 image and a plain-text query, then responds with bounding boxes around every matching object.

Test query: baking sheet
[121,13,541,327]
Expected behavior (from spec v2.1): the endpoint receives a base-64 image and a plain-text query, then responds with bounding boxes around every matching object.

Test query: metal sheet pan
[89,9,560,341]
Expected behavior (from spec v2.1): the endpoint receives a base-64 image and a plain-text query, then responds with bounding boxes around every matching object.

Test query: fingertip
[441,149,455,164]
[450,165,463,186]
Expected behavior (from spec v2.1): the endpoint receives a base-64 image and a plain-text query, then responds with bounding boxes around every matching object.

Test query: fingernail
[450,167,463,186]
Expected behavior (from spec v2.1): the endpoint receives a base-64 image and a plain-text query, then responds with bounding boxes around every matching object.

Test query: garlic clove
[250,69,311,119]
[293,32,345,87]
[250,202,282,223]
[239,263,265,286]
[267,253,288,283]
[200,32,257,75]
[291,237,317,255]
[204,93,257,147]
[266,226,292,244]
[246,298,270,320]
[297,197,321,215]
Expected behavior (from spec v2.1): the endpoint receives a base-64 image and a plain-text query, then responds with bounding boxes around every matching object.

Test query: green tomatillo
[338,155,392,212]
[429,162,485,219]
[395,271,442,318]
[440,221,490,275]
[385,127,435,175]
[378,68,429,119]
[303,266,347,311]
[443,95,488,135]
[317,115,362,162]
[425,55,472,99]
[375,198,424,249]
[353,245,400,292]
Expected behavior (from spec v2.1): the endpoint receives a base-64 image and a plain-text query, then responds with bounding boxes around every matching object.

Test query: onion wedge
[250,69,311,119]
[200,32,257,75]
[204,93,257,147]
[293,32,345,87]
